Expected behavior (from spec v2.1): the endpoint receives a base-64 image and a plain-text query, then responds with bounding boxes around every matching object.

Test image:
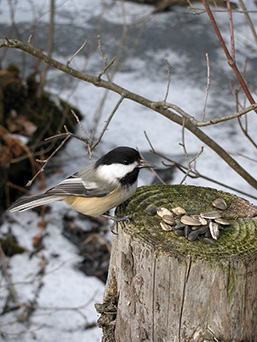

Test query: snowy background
[0,0,257,341]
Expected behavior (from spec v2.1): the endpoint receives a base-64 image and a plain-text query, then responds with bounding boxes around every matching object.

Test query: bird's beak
[138,159,156,169]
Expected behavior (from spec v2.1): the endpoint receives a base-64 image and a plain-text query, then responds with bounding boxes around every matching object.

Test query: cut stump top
[116,184,257,264]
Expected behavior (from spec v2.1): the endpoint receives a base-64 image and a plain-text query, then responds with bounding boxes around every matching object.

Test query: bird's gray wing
[9,164,115,212]
[45,174,113,198]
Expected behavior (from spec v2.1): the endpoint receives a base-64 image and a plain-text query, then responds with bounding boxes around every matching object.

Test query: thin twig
[238,0,257,46]
[97,56,116,81]
[67,40,87,67]
[147,147,257,201]
[188,6,257,14]
[36,0,55,98]
[91,95,125,150]
[164,59,171,102]
[26,135,70,186]
[70,109,90,140]
[142,132,166,185]
[28,34,33,44]
[230,59,257,149]
[237,116,257,149]
[28,289,99,319]
[97,34,116,82]
[201,0,257,112]
[0,244,21,307]
[179,120,204,185]
[226,0,235,59]
[201,53,210,121]
[92,22,128,140]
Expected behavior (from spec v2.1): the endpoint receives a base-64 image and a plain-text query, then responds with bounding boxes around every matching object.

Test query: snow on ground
[1,0,257,341]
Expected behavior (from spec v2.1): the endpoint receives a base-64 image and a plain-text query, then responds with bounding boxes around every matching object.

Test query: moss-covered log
[97,185,257,342]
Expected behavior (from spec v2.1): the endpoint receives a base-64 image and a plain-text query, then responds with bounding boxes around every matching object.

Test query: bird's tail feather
[9,194,64,212]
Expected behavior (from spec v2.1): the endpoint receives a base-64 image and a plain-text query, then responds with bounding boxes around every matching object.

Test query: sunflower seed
[203,237,216,245]
[172,207,186,216]
[184,226,191,238]
[181,215,201,226]
[192,214,208,225]
[145,206,157,216]
[160,221,173,231]
[214,218,230,226]
[209,221,220,240]
[212,198,227,210]
[187,230,200,241]
[191,214,201,220]
[157,207,173,218]
[162,215,175,225]
[200,211,221,219]
[205,230,211,238]
[197,225,208,235]
[199,217,208,225]
[174,229,185,236]
[191,226,201,231]
[174,222,186,230]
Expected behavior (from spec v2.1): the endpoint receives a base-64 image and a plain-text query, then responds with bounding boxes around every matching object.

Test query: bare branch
[1,38,257,190]
[155,101,257,126]
[147,147,257,201]
[201,0,257,111]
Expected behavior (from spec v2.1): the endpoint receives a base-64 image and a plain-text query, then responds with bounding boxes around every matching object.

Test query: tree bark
[96,185,257,342]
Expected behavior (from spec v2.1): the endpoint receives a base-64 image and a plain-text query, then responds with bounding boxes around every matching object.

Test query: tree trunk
[96,185,257,342]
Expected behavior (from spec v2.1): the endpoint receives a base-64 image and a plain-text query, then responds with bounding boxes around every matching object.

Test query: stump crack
[152,255,157,342]
[179,257,192,342]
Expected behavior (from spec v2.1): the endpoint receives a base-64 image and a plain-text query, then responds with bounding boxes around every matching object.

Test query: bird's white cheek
[96,162,138,184]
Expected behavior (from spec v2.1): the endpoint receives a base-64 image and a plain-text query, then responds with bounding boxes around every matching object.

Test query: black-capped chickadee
[9,146,155,217]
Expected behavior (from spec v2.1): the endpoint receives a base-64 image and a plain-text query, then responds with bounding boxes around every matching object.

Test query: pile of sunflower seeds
[146,198,230,244]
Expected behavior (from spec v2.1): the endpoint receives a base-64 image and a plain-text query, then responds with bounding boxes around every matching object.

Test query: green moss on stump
[116,184,257,263]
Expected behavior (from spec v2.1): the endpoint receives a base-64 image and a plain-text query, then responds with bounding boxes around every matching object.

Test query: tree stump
[96,185,257,342]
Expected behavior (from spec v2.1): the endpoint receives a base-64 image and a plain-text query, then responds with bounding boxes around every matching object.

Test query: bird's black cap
[95,147,141,167]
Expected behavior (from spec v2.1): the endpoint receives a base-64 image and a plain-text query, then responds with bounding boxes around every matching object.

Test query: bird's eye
[123,160,129,165]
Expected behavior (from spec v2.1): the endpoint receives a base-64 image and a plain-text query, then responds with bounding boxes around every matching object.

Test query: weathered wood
[96,185,257,342]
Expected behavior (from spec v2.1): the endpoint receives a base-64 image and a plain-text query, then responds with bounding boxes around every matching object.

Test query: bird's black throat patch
[119,168,140,187]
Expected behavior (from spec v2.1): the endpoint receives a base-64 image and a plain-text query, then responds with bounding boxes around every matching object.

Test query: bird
[9,146,155,217]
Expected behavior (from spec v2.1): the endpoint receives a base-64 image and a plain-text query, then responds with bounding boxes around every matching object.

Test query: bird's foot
[101,214,133,222]
[101,214,133,235]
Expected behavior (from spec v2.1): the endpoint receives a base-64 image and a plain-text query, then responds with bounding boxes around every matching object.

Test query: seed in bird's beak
[138,159,156,169]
